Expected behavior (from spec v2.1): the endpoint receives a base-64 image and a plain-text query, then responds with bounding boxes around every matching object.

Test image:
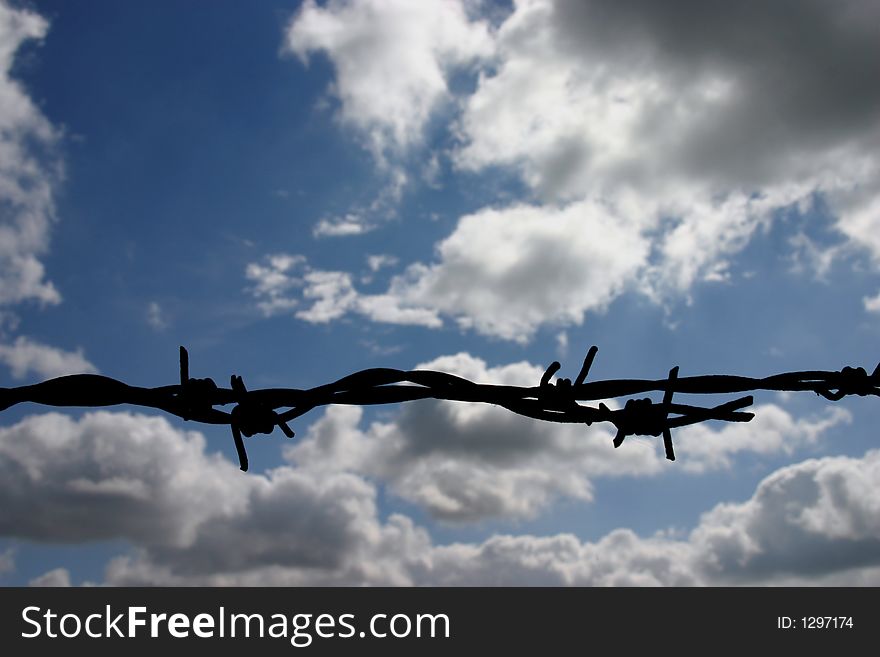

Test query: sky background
[1,0,879,586]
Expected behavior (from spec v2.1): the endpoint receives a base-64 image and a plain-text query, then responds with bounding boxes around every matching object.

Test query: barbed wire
[1,345,877,472]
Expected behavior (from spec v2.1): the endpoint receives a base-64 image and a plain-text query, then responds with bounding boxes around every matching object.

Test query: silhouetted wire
[1,345,877,472]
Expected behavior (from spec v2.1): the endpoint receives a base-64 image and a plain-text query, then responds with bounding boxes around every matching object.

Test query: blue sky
[1,0,879,586]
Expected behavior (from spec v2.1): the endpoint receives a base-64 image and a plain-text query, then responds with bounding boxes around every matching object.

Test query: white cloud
[864,292,880,314]
[2,408,876,585]
[295,270,358,323]
[834,180,880,265]
[415,449,880,585]
[643,188,816,297]
[0,336,97,380]
[245,253,305,317]
[284,0,485,232]
[312,166,408,237]
[278,0,880,337]
[457,0,880,196]
[0,1,62,307]
[245,253,442,328]
[417,529,699,586]
[675,404,851,474]
[787,232,844,281]
[452,0,880,297]
[366,254,398,273]
[359,189,763,341]
[146,301,168,331]
[0,410,431,585]
[690,451,880,583]
[555,330,568,357]
[251,200,650,342]
[387,201,651,341]
[0,411,240,545]
[294,268,442,327]
[312,213,376,238]
[285,0,493,162]
[29,567,71,587]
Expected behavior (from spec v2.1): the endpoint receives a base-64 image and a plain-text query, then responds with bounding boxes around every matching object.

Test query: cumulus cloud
[457,0,879,191]
[0,410,429,585]
[453,0,877,294]
[283,0,490,231]
[245,253,442,327]
[105,449,880,585]
[0,412,241,545]
[402,450,880,586]
[0,336,98,380]
[691,451,880,583]
[29,567,71,587]
[270,0,880,340]
[2,407,874,585]
[295,269,443,327]
[0,405,874,585]
[387,201,650,341]
[284,0,493,162]
[285,353,637,521]
[286,353,848,521]
[416,444,880,586]
[249,200,650,342]
[0,1,63,307]
[369,189,819,338]
[0,409,432,585]
[675,404,852,474]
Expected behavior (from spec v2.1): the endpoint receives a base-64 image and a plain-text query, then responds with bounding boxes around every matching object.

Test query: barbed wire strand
[1,345,877,471]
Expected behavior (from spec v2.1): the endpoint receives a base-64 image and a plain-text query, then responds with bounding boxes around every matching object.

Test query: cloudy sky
[1,0,879,586]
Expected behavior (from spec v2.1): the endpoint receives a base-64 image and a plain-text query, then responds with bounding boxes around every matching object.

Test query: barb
[0,345,875,472]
